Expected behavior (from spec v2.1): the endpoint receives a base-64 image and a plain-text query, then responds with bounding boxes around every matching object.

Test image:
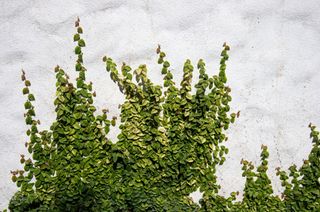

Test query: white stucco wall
[1,0,320,209]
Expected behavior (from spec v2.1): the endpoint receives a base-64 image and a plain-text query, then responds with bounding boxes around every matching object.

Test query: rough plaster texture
[1,0,320,209]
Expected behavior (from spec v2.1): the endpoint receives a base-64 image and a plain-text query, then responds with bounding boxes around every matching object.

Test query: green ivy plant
[7,19,320,211]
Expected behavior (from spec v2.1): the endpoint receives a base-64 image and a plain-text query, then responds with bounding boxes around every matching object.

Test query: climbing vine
[7,19,320,211]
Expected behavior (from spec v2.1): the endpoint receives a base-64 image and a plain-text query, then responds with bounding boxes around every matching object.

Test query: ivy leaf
[73,34,80,41]
[75,46,81,54]
[28,94,35,101]
[22,87,29,95]
[78,39,86,47]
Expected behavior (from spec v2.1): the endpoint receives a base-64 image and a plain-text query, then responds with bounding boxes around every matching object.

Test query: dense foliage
[8,19,320,211]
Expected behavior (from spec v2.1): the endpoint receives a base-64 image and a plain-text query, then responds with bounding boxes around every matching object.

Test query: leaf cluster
[8,19,320,212]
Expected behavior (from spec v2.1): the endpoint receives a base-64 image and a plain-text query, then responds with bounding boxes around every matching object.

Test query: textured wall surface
[1,0,320,208]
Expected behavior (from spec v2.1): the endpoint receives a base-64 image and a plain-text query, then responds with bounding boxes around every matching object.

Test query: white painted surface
[1,0,320,208]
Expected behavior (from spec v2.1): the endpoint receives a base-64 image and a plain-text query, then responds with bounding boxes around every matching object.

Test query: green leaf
[24,101,32,109]
[105,126,110,134]
[75,46,81,54]
[28,94,35,101]
[75,63,82,71]
[25,80,31,86]
[22,87,29,95]
[163,61,170,68]
[73,34,80,41]
[77,27,83,33]
[73,122,80,129]
[78,39,86,47]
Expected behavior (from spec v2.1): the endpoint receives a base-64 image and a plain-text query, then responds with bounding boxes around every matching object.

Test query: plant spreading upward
[8,19,320,211]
